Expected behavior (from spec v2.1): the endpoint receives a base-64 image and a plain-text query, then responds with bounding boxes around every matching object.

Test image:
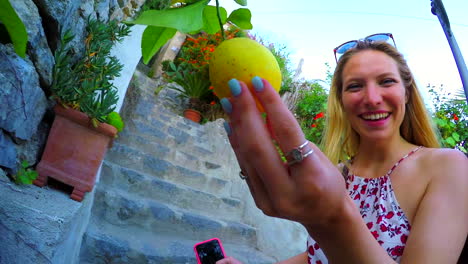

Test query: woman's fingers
[224,122,278,216]
[250,77,310,161]
[221,79,293,197]
[216,256,243,264]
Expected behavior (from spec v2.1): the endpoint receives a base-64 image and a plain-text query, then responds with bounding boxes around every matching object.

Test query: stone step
[100,160,242,221]
[119,117,216,158]
[80,221,276,264]
[115,130,227,178]
[92,187,257,245]
[104,142,231,197]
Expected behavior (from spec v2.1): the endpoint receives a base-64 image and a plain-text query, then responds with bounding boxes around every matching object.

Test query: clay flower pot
[184,109,202,123]
[34,105,117,202]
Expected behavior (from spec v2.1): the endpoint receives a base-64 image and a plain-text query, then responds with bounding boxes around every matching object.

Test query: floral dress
[307,146,423,264]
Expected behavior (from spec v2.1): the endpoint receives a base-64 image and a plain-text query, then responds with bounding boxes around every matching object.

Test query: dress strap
[384,146,423,177]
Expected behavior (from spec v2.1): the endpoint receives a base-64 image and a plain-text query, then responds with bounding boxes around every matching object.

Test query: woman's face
[341,50,407,142]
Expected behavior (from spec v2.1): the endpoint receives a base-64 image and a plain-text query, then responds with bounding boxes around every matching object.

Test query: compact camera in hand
[194,238,226,264]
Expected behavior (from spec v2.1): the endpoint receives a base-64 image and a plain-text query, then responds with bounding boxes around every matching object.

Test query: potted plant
[33,18,129,202]
[164,61,212,123]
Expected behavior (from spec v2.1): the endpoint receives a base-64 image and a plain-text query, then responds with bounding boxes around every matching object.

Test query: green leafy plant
[428,85,467,153]
[161,27,245,120]
[13,161,38,185]
[166,63,212,111]
[295,82,328,146]
[125,0,252,64]
[51,18,131,129]
[0,0,28,57]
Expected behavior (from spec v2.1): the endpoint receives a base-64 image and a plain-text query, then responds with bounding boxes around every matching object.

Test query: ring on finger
[239,170,248,180]
[285,140,314,166]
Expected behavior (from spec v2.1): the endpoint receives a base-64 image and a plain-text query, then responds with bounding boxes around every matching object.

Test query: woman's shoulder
[418,147,468,183]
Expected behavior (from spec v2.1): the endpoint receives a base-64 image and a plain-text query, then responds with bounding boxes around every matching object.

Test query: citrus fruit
[209,37,282,112]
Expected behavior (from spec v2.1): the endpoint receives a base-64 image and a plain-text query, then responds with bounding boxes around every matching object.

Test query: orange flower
[209,86,214,90]
[210,101,216,106]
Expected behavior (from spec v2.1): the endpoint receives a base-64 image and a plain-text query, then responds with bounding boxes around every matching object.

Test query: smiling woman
[215,39,467,264]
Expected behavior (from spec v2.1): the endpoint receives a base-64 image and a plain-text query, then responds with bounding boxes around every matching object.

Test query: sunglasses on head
[333,33,397,62]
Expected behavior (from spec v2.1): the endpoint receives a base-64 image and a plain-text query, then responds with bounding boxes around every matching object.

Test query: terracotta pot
[34,105,117,202]
[183,109,202,123]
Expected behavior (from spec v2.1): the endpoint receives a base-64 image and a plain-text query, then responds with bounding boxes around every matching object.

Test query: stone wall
[0,0,144,176]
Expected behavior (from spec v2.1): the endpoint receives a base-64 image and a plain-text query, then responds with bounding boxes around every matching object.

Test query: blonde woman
[217,36,468,263]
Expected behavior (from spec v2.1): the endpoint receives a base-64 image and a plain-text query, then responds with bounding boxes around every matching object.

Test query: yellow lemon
[209,37,282,112]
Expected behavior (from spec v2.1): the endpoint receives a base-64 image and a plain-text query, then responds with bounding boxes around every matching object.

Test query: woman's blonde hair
[321,41,440,165]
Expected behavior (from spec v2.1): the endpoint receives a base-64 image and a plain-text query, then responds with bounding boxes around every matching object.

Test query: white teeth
[362,113,389,120]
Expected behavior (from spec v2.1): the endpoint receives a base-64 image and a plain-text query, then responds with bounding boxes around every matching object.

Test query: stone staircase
[78,69,276,263]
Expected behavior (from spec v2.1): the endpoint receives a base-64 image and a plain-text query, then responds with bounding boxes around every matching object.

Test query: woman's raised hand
[221,77,349,229]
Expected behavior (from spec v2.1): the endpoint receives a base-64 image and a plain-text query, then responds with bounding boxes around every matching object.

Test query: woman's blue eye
[346,83,361,90]
[382,79,396,85]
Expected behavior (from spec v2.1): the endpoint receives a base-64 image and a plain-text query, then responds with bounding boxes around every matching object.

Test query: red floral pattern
[307,147,422,263]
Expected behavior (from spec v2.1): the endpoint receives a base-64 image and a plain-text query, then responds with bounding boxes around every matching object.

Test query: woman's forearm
[305,195,396,264]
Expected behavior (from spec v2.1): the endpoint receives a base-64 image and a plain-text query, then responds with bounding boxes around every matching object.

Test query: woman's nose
[363,84,382,106]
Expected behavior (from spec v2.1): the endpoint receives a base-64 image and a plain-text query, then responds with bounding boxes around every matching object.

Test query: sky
[210,0,468,100]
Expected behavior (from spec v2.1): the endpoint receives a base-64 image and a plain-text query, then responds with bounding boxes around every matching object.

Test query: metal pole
[431,0,468,103]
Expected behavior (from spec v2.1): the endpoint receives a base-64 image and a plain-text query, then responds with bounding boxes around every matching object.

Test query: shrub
[295,82,328,146]
[428,85,467,153]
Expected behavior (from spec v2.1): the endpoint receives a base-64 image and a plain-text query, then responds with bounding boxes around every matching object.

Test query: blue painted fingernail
[220,98,232,114]
[223,121,232,136]
[252,76,264,91]
[228,79,242,97]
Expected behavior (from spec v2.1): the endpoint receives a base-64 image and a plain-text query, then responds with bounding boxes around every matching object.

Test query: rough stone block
[0,131,17,170]
[11,0,55,87]
[0,171,94,264]
[0,44,47,141]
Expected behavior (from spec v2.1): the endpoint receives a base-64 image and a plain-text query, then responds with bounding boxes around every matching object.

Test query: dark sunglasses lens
[367,34,390,42]
[336,41,357,54]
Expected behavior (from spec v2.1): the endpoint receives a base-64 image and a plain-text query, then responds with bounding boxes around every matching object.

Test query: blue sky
[211,0,468,98]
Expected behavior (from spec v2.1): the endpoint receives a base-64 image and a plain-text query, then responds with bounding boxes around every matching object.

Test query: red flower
[400,234,408,243]
[313,112,325,120]
[385,212,395,219]
[210,101,216,106]
[454,114,459,121]
[209,86,214,90]
[380,224,388,232]
[314,243,320,250]
[308,245,315,255]
[371,230,379,239]
[311,124,317,128]
[390,245,404,256]
[366,222,373,229]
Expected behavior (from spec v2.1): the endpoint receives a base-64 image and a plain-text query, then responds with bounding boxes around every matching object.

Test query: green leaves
[128,0,209,33]
[14,161,38,185]
[0,0,28,57]
[141,26,177,64]
[234,0,248,6]
[130,0,253,64]
[228,8,252,29]
[203,5,227,34]
[429,85,467,153]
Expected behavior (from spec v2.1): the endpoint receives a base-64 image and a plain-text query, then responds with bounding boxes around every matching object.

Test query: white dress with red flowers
[306,146,423,264]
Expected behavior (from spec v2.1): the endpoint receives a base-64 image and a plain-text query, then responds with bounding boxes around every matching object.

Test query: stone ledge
[0,171,94,264]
